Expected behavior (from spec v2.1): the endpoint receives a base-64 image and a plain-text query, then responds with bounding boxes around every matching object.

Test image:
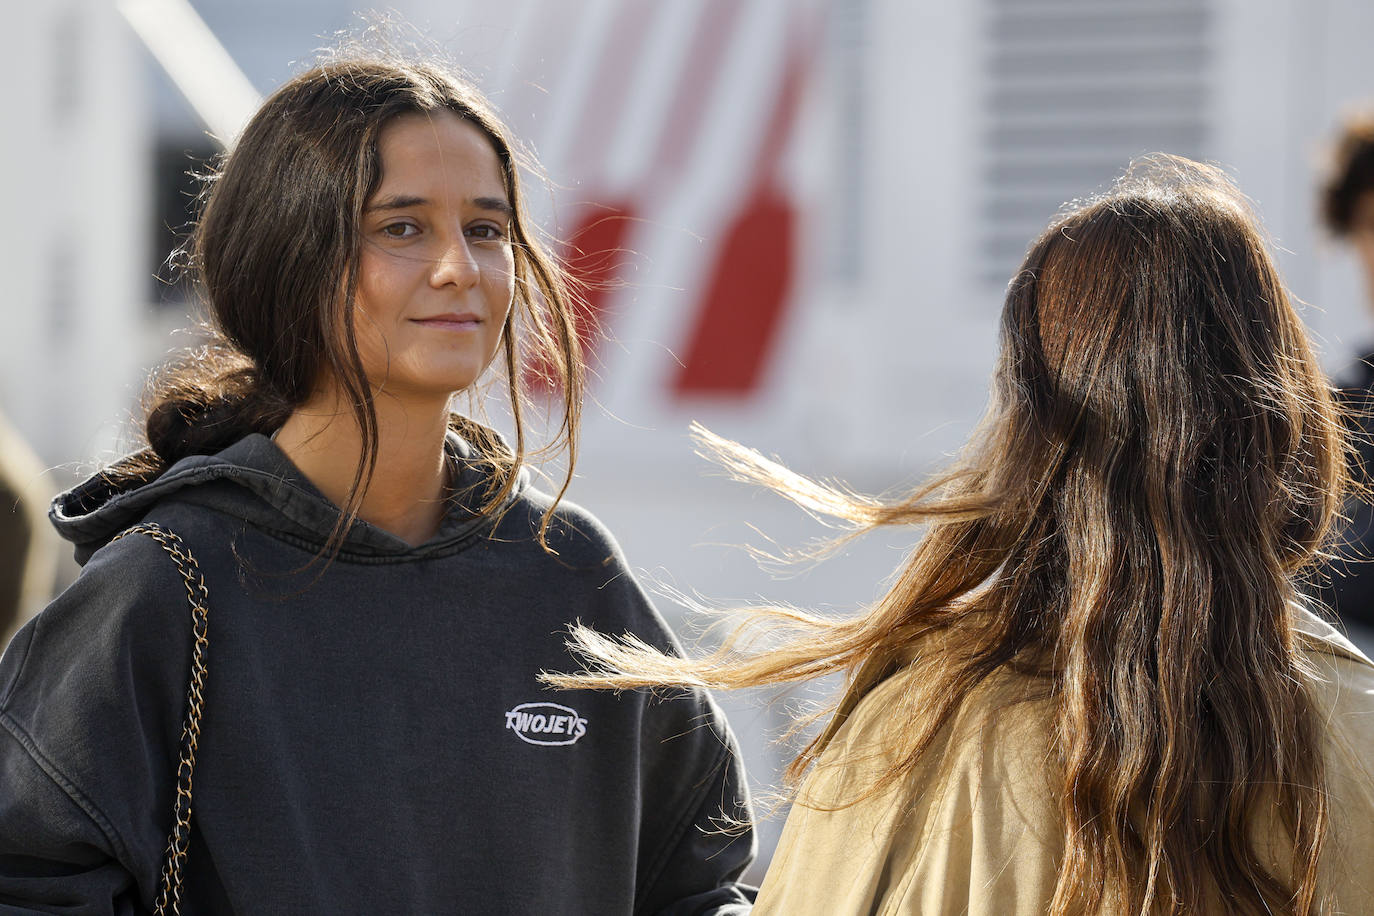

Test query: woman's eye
[467,224,505,241]
[381,222,418,239]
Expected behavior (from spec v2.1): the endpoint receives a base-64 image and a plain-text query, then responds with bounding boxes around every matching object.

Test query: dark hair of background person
[107,52,584,552]
[552,157,1348,915]
[1320,112,1374,236]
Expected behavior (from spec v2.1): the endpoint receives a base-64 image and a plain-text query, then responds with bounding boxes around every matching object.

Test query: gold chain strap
[111,522,210,916]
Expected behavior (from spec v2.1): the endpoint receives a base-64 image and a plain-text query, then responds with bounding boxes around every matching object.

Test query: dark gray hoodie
[0,433,755,914]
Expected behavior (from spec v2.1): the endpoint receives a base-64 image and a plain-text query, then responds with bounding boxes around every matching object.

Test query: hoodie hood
[51,432,527,564]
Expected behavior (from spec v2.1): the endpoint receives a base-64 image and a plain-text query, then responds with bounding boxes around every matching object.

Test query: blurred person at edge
[552,157,1374,915]
[1313,112,1374,649]
[0,50,755,912]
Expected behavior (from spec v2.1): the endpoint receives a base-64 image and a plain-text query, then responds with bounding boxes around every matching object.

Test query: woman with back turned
[556,156,1374,914]
[0,50,754,912]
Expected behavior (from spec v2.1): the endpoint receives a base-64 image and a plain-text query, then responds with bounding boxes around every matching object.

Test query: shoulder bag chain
[111,522,210,916]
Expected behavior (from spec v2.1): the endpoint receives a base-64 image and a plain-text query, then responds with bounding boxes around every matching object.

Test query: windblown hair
[1320,111,1374,237]
[551,157,1347,914]
[114,51,583,546]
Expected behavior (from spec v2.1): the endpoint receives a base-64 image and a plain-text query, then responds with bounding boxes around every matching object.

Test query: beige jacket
[755,611,1374,915]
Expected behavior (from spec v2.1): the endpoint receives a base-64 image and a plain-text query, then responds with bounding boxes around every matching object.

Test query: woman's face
[350,110,515,402]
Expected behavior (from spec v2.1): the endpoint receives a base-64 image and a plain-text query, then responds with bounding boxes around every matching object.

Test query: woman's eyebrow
[366,194,427,213]
[365,194,513,215]
[473,196,514,216]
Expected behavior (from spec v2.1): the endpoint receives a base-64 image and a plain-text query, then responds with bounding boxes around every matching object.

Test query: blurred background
[5,0,1374,879]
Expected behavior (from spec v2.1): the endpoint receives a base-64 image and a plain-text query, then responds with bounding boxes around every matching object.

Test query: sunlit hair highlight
[549,156,1346,915]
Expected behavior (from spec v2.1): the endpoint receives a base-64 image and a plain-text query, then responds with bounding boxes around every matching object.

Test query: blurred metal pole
[117,0,261,148]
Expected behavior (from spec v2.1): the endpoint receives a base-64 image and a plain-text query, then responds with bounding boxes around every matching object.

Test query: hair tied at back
[142,345,292,471]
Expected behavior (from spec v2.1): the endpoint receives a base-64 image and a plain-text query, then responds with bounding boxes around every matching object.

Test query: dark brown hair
[553,157,1345,914]
[1320,111,1374,236]
[118,53,582,545]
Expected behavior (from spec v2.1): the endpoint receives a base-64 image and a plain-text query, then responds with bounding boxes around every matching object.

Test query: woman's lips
[413,313,481,330]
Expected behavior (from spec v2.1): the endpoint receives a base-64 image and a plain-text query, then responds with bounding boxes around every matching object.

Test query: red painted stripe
[752,17,816,175]
[524,201,637,392]
[533,0,744,394]
[672,187,795,394]
[524,2,654,394]
[673,16,817,396]
[653,0,746,174]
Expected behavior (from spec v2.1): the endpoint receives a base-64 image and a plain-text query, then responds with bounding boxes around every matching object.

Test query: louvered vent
[979,0,1213,286]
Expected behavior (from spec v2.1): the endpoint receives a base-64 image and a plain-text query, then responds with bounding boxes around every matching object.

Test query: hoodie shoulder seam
[0,710,135,866]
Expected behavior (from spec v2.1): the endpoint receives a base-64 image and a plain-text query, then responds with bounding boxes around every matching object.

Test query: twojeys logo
[504,702,588,746]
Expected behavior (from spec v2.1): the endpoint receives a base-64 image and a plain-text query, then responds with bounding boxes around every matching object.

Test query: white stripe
[118,0,261,147]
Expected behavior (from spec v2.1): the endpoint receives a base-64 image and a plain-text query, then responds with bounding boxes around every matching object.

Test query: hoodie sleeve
[0,534,190,912]
[633,691,757,916]
[0,715,143,914]
[536,499,758,915]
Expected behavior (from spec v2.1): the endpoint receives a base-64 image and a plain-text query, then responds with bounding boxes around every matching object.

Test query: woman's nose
[429,236,479,289]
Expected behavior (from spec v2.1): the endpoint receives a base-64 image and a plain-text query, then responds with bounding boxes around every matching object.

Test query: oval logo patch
[504,702,588,746]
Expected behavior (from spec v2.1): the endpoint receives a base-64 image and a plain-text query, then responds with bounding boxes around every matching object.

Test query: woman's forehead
[370,111,507,204]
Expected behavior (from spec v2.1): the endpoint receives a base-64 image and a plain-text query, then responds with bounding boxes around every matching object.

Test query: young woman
[556,158,1374,914]
[0,55,755,912]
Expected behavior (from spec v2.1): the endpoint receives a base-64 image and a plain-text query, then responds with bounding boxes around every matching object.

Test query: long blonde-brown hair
[550,157,1346,915]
